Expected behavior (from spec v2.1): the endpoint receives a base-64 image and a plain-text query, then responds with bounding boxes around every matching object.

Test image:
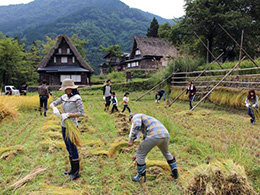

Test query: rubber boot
[64,157,72,175]
[69,160,80,180]
[132,164,146,182]
[44,112,47,117]
[168,158,178,179]
[39,108,42,116]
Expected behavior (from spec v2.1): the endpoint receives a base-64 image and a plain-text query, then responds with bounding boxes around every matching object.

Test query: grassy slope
[0,91,259,194]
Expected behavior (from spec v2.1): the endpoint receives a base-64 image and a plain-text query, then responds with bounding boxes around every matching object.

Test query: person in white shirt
[122,92,131,113]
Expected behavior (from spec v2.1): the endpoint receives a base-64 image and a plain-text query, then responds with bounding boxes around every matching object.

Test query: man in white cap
[128,113,178,182]
[50,79,84,180]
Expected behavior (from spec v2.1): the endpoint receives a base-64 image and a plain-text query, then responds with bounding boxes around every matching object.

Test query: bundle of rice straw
[0,101,18,122]
[181,159,257,195]
[253,108,260,121]
[64,119,83,147]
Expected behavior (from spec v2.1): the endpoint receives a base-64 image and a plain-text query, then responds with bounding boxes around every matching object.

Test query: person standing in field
[38,80,50,117]
[122,92,131,114]
[111,92,119,113]
[245,89,259,124]
[155,90,166,103]
[103,79,112,111]
[50,79,84,180]
[186,81,196,110]
[19,82,28,96]
[128,113,178,182]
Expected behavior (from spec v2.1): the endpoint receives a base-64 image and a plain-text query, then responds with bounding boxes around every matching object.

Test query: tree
[147,17,159,37]
[164,0,260,62]
[0,36,27,86]
[101,45,122,73]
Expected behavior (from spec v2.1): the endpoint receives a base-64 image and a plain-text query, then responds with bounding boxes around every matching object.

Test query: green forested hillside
[0,0,173,73]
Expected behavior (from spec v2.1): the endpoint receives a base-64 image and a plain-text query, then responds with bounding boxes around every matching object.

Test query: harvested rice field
[0,91,259,194]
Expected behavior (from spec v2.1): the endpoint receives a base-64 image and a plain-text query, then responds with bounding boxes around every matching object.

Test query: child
[186,81,196,110]
[245,89,259,124]
[103,79,112,111]
[122,92,131,114]
[155,90,166,103]
[111,92,119,113]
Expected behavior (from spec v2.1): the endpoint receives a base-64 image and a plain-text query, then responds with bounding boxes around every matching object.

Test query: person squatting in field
[50,79,84,180]
[103,79,112,111]
[155,90,166,103]
[38,80,50,117]
[245,89,259,124]
[128,113,178,182]
[122,92,131,114]
[111,92,119,113]
[186,81,196,110]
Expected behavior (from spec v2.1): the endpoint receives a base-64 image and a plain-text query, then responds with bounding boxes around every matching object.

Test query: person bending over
[245,89,259,124]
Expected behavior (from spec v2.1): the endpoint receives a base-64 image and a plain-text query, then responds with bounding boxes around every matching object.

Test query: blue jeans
[189,95,195,109]
[122,105,131,113]
[62,127,79,160]
[248,107,258,121]
[39,96,48,112]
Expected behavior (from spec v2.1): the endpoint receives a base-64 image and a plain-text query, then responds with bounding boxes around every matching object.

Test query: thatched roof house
[37,34,94,86]
[125,36,178,70]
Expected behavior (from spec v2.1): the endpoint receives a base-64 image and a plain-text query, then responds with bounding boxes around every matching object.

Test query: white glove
[103,96,105,100]
[53,107,60,116]
[252,104,256,108]
[246,103,250,108]
[61,113,69,122]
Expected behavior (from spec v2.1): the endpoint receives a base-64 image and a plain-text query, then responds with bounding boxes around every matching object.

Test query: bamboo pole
[218,24,258,67]
[239,30,244,69]
[190,56,246,111]
[168,52,224,107]
[193,32,223,69]
[135,73,173,101]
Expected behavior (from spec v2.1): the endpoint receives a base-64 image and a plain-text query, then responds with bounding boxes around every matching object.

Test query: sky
[0,0,185,19]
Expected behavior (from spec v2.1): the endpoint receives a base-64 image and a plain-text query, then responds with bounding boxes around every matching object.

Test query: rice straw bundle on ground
[108,141,128,158]
[84,140,103,147]
[0,101,18,122]
[253,108,260,121]
[88,150,109,157]
[29,185,85,195]
[0,145,25,160]
[46,131,62,140]
[181,159,257,195]
[40,124,60,132]
[38,139,65,152]
[64,119,83,147]
[146,160,171,172]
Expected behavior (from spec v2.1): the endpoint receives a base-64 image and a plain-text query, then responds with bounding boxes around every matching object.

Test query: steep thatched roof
[130,37,178,58]
[37,35,94,73]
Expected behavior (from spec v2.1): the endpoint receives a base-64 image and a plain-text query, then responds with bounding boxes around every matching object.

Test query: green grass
[0,91,259,194]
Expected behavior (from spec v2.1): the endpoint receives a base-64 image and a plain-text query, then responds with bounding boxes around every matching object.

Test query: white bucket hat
[59,79,78,91]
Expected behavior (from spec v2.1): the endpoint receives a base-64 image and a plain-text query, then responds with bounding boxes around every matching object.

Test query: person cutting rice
[50,79,84,180]
[245,89,259,124]
[128,113,178,182]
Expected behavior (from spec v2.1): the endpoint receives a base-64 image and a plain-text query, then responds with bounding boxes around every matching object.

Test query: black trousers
[39,96,48,112]
[122,105,131,113]
[111,105,119,113]
[105,96,111,107]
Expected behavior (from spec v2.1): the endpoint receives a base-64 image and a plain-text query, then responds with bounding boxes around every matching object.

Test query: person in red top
[186,81,196,110]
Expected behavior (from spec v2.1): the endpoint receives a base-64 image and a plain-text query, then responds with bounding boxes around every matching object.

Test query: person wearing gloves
[111,92,119,113]
[128,113,178,182]
[186,81,196,110]
[50,79,84,180]
[103,79,112,111]
[155,90,166,103]
[122,92,131,114]
[245,89,259,124]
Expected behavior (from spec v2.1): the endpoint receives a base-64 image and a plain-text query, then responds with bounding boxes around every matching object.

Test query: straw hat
[59,79,78,91]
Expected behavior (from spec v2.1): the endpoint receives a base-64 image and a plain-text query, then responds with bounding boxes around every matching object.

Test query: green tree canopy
[147,17,159,37]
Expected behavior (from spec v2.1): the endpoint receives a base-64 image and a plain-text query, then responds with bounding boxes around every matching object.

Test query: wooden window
[72,57,75,63]
[60,75,70,82]
[127,63,131,68]
[58,48,62,54]
[71,75,81,82]
[54,57,57,63]
[61,57,68,63]
[67,48,70,54]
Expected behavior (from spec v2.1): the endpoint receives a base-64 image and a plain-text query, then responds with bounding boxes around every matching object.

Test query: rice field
[0,91,259,194]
